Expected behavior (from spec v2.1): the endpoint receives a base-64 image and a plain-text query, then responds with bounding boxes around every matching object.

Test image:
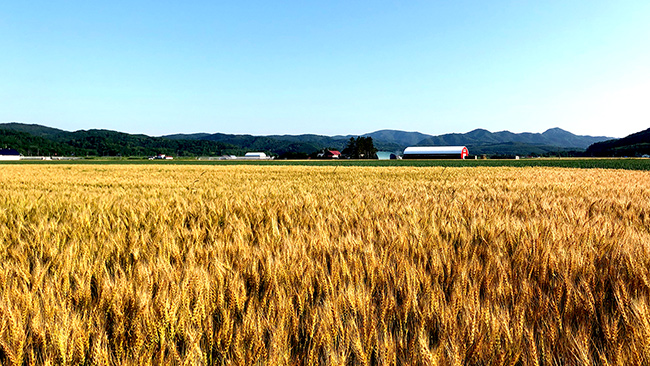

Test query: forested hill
[585,128,650,157]
[0,123,238,157]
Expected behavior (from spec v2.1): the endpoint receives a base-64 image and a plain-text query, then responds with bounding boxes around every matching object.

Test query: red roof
[326,150,341,155]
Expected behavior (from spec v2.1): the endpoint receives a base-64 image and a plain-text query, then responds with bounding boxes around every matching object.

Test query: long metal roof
[403,146,467,155]
[244,152,267,157]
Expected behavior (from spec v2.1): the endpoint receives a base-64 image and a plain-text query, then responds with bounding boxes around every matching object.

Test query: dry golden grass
[0,165,649,365]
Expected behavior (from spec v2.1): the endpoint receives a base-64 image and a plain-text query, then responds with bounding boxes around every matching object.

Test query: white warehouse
[403,146,469,159]
[243,152,271,160]
[0,148,21,161]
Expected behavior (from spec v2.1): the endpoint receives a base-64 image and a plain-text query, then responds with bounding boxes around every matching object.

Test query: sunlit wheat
[0,165,649,365]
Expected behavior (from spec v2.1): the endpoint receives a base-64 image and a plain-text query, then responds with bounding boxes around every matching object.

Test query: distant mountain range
[165,127,612,157]
[0,122,618,158]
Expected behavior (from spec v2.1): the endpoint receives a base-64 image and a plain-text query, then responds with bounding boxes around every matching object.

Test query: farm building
[244,152,271,160]
[317,150,341,159]
[149,154,173,160]
[0,148,21,161]
[216,152,272,160]
[325,150,341,159]
[376,151,398,160]
[403,146,469,159]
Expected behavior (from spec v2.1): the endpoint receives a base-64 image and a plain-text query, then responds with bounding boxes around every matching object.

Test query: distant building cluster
[196,152,274,160]
[149,154,174,160]
[2,146,481,161]
[0,148,81,160]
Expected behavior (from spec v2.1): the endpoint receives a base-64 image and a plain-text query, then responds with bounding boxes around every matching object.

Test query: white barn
[403,146,469,159]
[244,152,271,160]
[0,148,21,161]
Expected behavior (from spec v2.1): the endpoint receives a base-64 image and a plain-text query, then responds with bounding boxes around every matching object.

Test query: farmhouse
[326,150,341,159]
[0,148,21,161]
[403,146,469,159]
[317,150,341,159]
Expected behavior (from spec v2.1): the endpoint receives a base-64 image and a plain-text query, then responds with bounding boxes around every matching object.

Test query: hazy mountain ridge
[1,122,616,157]
[414,127,610,150]
[0,122,72,140]
[167,127,612,155]
[353,130,433,147]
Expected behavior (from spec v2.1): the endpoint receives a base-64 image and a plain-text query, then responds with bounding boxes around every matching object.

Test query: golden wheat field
[1,164,649,365]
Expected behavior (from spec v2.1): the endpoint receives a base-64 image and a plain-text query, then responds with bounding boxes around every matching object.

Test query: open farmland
[1,165,650,365]
[5,157,650,171]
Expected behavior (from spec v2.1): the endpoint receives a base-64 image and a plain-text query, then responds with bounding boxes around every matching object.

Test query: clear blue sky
[2,1,649,137]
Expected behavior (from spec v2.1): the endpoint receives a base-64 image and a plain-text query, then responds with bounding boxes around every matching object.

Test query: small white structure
[403,146,469,159]
[0,148,21,161]
[239,152,272,160]
[213,152,272,160]
[20,156,52,161]
[244,152,268,159]
[376,151,398,160]
[149,154,174,160]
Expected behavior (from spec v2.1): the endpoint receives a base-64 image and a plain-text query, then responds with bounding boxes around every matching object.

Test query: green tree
[342,136,377,159]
